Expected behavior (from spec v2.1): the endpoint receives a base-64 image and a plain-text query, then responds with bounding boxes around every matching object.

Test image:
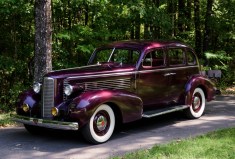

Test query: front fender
[69,90,143,127]
[185,74,216,105]
[16,89,41,116]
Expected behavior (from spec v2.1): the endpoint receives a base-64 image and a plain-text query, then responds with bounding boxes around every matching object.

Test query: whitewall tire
[82,104,115,144]
[185,88,206,119]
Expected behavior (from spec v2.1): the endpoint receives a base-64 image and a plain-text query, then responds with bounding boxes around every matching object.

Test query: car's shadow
[18,95,234,144]
[17,110,186,143]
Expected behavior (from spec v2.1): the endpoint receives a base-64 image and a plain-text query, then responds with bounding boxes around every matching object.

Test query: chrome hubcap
[96,115,107,131]
[193,96,201,110]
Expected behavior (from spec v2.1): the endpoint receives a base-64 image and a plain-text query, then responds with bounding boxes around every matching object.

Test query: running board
[142,105,189,118]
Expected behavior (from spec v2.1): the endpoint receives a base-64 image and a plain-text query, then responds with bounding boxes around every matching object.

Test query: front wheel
[82,104,115,144]
[185,88,206,119]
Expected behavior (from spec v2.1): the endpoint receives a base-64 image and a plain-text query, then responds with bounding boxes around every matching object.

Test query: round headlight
[33,83,41,93]
[64,85,73,96]
[22,103,30,112]
[51,107,59,116]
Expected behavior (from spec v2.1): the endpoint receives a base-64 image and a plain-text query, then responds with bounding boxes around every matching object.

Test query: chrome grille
[84,78,131,91]
[42,77,54,118]
[63,79,69,101]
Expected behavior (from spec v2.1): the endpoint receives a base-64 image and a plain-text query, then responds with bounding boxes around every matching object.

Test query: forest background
[0,0,235,112]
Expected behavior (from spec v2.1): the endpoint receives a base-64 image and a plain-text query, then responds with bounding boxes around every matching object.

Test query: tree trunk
[186,0,192,31]
[168,0,177,37]
[194,0,202,58]
[178,0,186,32]
[131,22,134,39]
[84,2,89,26]
[153,0,160,39]
[144,23,149,39]
[203,0,214,52]
[153,0,160,6]
[135,13,140,39]
[34,0,52,83]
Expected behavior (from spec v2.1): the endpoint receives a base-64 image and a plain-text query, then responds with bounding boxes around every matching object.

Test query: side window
[143,52,152,67]
[92,49,113,64]
[143,49,165,68]
[112,49,139,65]
[187,50,197,65]
[168,48,185,66]
[113,49,129,63]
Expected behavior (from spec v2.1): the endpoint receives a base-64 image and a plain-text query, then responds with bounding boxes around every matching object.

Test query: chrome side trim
[84,78,131,91]
[68,71,135,80]
[11,114,79,131]
[67,65,198,80]
[138,65,199,74]
[51,64,101,72]
[142,105,188,118]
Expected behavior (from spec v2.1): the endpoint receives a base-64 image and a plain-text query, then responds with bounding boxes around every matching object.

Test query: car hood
[45,63,135,79]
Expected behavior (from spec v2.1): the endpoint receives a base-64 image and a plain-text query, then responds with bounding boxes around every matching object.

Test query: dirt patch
[221,86,235,95]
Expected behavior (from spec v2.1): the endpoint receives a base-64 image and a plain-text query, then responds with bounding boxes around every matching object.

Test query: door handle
[164,73,171,76]
[164,73,176,76]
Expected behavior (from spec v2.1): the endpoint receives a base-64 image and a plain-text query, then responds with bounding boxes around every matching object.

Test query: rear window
[186,50,197,65]
[168,48,185,66]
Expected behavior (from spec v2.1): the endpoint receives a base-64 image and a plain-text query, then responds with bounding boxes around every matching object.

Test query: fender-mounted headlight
[64,84,73,96]
[22,103,30,112]
[51,107,59,116]
[33,83,41,93]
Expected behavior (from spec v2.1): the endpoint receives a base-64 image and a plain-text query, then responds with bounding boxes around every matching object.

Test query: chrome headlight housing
[33,83,41,93]
[64,84,73,96]
[51,107,59,116]
[22,103,30,112]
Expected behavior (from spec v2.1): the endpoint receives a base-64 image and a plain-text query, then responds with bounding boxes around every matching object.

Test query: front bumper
[11,114,79,131]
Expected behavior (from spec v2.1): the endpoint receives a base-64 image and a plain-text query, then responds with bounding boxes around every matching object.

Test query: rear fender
[185,74,216,105]
[69,90,143,127]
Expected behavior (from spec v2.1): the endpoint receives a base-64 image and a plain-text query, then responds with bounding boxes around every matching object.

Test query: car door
[137,48,169,110]
[166,47,189,105]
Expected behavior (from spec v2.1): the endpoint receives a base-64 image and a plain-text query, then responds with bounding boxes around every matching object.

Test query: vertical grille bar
[42,77,54,118]
[63,79,68,101]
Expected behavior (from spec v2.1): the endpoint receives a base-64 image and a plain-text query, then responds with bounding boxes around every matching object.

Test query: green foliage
[0,0,34,112]
[0,55,31,112]
[205,51,232,70]
[0,112,16,127]
[204,51,234,86]
[1,0,235,112]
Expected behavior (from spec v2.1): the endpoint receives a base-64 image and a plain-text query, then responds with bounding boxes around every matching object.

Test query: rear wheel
[82,104,115,144]
[185,88,206,119]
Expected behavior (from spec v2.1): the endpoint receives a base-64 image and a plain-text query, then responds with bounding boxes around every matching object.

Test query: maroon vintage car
[12,40,216,144]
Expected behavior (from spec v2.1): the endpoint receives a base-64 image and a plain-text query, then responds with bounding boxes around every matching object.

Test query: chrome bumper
[11,114,79,131]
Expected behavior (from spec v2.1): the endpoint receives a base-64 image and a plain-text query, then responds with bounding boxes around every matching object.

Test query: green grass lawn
[113,127,235,159]
[0,112,15,127]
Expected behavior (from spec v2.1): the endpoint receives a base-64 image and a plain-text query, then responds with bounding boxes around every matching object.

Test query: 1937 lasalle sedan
[12,40,216,144]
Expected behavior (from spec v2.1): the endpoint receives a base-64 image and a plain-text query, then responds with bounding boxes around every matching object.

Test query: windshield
[89,48,140,66]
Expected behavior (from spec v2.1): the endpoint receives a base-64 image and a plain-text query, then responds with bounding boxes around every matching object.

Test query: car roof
[98,40,191,51]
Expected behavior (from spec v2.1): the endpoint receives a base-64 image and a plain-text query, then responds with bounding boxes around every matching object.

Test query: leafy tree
[0,0,235,112]
[0,0,34,112]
